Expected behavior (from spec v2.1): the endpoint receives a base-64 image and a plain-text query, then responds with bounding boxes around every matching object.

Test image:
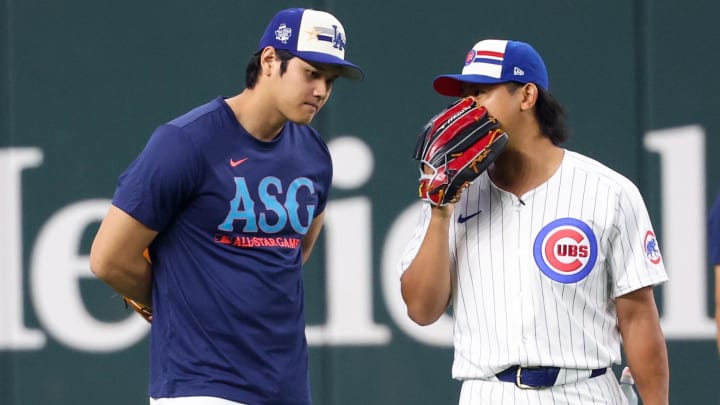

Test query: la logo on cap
[303,24,345,51]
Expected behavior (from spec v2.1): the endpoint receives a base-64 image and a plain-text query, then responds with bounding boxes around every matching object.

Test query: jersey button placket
[506,201,524,354]
[515,199,533,356]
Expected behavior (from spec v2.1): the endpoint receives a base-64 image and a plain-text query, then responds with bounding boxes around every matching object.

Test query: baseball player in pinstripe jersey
[400,39,670,404]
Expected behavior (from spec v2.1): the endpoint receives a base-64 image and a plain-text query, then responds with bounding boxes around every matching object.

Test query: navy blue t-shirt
[710,191,720,265]
[112,97,332,405]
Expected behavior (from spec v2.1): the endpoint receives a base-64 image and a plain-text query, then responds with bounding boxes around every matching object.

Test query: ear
[259,46,277,77]
[519,83,539,111]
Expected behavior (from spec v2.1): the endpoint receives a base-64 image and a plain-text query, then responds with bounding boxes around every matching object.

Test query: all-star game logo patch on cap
[257,8,363,80]
[433,39,548,96]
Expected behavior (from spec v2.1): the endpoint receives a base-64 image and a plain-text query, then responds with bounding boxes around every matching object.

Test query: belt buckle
[515,366,541,390]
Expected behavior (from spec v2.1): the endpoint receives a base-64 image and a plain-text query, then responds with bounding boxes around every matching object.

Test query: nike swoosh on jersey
[458,210,482,223]
[229,157,248,167]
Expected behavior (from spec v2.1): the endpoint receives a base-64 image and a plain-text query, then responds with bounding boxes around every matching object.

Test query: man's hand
[413,97,507,206]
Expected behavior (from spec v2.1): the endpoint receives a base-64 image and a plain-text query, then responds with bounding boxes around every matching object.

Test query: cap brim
[294,51,364,80]
[432,74,508,97]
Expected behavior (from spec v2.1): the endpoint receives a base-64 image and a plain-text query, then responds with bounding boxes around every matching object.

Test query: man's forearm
[89,206,157,306]
[623,320,669,405]
[92,256,153,306]
[401,206,453,325]
[112,268,153,306]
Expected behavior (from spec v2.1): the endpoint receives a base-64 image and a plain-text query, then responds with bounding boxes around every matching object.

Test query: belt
[495,366,607,389]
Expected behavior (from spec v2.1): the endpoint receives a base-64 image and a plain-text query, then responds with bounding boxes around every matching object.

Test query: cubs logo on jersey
[533,217,598,283]
[644,230,662,264]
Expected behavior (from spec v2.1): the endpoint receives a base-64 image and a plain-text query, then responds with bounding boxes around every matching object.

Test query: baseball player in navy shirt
[90,8,362,405]
[400,39,669,404]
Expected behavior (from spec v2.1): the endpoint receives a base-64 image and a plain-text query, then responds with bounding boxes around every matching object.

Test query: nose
[313,80,329,100]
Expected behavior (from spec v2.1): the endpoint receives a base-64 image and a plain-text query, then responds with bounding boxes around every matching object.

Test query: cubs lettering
[533,217,598,283]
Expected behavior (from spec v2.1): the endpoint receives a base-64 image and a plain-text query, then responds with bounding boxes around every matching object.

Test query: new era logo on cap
[258,8,363,80]
[433,39,549,97]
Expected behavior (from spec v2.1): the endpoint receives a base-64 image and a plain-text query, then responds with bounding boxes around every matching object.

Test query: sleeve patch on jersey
[644,230,662,265]
[533,217,598,283]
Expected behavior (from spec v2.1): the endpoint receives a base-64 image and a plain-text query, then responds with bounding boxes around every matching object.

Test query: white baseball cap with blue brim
[433,39,548,96]
[257,8,363,80]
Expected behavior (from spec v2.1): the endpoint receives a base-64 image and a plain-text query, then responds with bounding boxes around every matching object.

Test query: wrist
[430,204,454,219]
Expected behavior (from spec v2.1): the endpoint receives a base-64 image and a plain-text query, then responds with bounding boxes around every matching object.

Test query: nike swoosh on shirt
[229,157,248,167]
[458,211,482,224]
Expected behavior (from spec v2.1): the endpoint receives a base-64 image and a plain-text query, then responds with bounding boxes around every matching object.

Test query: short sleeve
[112,124,202,231]
[608,184,669,298]
[314,157,333,217]
[398,203,432,278]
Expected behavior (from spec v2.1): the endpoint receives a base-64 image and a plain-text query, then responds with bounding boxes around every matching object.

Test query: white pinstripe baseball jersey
[400,150,668,382]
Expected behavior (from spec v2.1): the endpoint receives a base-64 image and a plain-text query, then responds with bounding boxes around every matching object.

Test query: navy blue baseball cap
[258,8,363,80]
[433,39,548,96]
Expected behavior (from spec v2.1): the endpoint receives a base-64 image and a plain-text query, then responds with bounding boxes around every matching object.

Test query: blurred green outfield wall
[1,0,719,404]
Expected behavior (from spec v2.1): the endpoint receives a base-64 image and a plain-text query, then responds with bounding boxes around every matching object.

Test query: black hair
[509,82,569,145]
[535,86,569,145]
[244,49,296,89]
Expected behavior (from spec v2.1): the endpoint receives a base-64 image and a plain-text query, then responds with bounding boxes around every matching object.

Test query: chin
[289,114,315,125]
